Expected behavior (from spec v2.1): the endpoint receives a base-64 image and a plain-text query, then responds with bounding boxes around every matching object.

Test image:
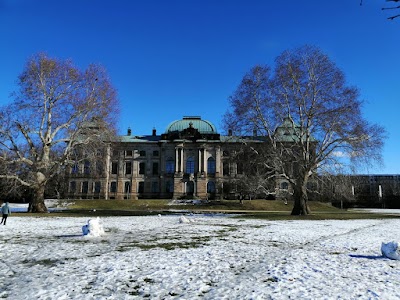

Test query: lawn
[15,199,399,220]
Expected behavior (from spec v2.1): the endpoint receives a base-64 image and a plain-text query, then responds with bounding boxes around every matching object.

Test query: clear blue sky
[0,0,399,174]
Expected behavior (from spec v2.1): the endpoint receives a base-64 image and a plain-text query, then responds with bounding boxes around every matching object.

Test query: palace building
[66,116,267,200]
[65,116,400,206]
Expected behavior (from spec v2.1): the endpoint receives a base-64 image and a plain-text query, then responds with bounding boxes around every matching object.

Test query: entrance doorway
[186,181,194,196]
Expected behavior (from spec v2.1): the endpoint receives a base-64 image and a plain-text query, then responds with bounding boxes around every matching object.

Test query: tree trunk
[28,184,48,213]
[291,181,310,215]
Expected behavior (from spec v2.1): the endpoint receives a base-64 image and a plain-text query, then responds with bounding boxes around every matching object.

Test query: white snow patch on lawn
[0,215,400,299]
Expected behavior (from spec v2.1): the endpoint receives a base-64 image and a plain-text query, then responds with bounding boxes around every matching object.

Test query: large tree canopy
[0,53,119,212]
[224,45,385,215]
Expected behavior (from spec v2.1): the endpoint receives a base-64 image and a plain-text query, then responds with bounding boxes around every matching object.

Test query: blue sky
[0,0,399,174]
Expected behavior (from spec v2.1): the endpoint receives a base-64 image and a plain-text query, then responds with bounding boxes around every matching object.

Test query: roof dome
[165,116,217,134]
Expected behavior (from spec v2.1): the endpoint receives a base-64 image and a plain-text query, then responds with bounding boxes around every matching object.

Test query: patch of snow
[168,199,208,205]
[8,200,72,213]
[1,216,400,299]
[178,215,196,223]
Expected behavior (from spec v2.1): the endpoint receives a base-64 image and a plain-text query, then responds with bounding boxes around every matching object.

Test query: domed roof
[165,116,217,134]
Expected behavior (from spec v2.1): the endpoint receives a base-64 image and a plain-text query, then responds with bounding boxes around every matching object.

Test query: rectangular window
[125,182,131,193]
[152,162,159,175]
[166,159,175,174]
[70,181,76,193]
[71,163,79,174]
[110,181,117,193]
[166,181,173,193]
[139,162,146,175]
[125,161,132,175]
[223,162,230,176]
[94,182,101,193]
[207,158,216,175]
[111,162,118,174]
[237,162,244,175]
[139,150,146,157]
[126,150,133,157]
[82,181,89,194]
[138,182,144,193]
[186,157,195,174]
[84,160,90,174]
[95,161,103,175]
[153,150,159,157]
[151,181,159,193]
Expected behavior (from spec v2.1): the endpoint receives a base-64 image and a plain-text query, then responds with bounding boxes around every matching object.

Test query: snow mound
[179,215,195,223]
[82,217,105,237]
[381,241,400,260]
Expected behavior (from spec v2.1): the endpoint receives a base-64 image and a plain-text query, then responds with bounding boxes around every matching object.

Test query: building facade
[65,116,400,205]
[66,116,266,200]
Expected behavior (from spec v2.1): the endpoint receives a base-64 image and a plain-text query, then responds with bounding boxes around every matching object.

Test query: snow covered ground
[1,214,400,299]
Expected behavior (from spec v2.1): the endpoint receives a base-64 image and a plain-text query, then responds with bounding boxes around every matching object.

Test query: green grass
[58,199,338,212]
[13,199,400,220]
[235,211,400,220]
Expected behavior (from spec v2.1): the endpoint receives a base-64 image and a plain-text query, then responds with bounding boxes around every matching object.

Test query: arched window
[207,157,216,174]
[186,156,195,174]
[207,181,216,193]
[166,157,175,174]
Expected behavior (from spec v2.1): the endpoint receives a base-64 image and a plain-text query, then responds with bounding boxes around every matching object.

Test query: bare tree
[360,0,400,20]
[224,45,385,215]
[0,53,119,212]
[234,143,276,201]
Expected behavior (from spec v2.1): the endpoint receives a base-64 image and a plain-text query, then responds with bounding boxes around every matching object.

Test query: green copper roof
[165,116,217,134]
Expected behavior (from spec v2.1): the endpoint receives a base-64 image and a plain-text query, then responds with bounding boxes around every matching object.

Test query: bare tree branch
[0,53,119,212]
[224,45,386,215]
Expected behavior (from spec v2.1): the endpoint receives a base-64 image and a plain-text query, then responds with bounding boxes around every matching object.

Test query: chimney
[152,128,156,136]
[127,127,132,136]
[228,129,232,136]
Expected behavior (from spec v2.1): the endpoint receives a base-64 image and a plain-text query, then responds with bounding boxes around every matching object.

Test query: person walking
[0,202,11,225]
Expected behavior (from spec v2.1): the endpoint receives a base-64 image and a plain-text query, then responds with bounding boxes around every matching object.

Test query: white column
[180,148,184,173]
[198,149,202,173]
[216,146,221,174]
[175,148,179,172]
[203,148,207,173]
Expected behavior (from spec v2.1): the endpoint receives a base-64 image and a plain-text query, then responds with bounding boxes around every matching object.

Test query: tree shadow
[56,234,83,238]
[349,254,385,260]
